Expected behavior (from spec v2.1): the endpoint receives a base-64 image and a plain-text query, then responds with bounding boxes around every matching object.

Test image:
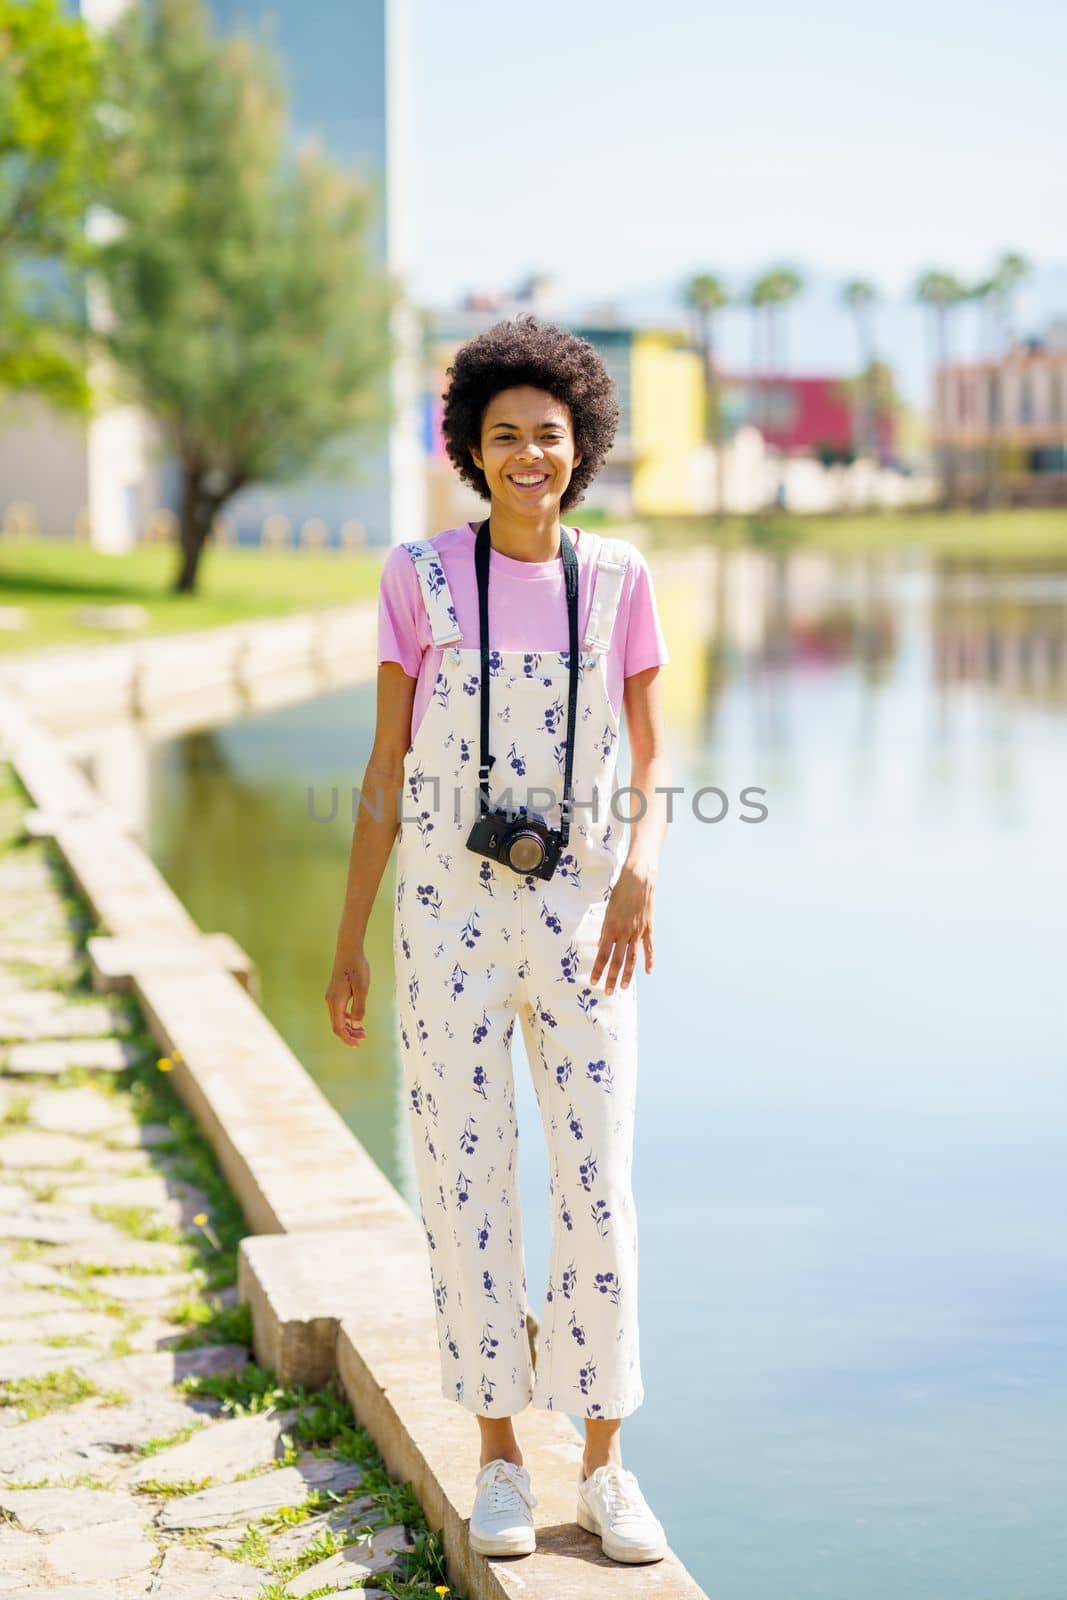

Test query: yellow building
[425,312,710,527]
[630,331,707,516]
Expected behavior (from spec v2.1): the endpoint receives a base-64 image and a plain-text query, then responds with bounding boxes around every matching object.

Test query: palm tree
[842,278,880,460]
[749,266,804,429]
[976,252,1031,506]
[915,269,967,507]
[988,250,1030,352]
[747,267,804,509]
[684,273,730,517]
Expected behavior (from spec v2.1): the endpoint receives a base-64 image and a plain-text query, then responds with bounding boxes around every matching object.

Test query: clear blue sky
[409,0,1066,313]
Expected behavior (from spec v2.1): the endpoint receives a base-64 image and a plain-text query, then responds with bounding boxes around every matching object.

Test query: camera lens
[505,829,547,874]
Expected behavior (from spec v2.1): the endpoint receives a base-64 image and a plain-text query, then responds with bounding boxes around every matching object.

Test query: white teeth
[512,474,547,485]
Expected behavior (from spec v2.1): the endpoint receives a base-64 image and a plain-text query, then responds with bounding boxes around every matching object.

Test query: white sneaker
[577,1463,668,1563]
[469,1458,538,1557]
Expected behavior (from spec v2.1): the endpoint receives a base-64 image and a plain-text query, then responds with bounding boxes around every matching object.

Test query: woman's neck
[481,501,566,562]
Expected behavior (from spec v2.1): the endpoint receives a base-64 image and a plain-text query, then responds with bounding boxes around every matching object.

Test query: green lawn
[3,509,1066,659]
[643,508,1067,559]
[0,537,386,656]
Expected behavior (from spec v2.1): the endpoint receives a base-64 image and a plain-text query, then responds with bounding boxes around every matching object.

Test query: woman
[326,315,673,1565]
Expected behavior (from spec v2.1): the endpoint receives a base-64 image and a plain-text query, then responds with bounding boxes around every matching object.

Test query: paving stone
[23,1087,137,1137]
[0,1288,68,1315]
[0,941,79,969]
[80,1271,194,1306]
[46,1238,190,1274]
[0,1203,126,1246]
[283,1522,414,1595]
[0,1393,222,1484]
[0,1517,158,1587]
[0,1307,118,1342]
[78,1343,251,1395]
[0,1341,102,1382]
[101,1121,176,1151]
[0,1183,30,1209]
[0,861,54,892]
[143,1545,267,1598]
[0,1129,131,1171]
[155,1452,364,1529]
[57,1176,209,1216]
[206,1490,378,1555]
[206,1285,239,1310]
[0,1484,151,1533]
[0,1258,73,1291]
[0,1000,127,1043]
[118,1318,191,1354]
[0,1587,151,1600]
[130,1405,306,1487]
[2,1039,144,1076]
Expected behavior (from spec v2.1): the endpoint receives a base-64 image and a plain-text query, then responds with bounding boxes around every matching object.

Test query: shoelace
[479,1460,538,1518]
[588,1464,655,1527]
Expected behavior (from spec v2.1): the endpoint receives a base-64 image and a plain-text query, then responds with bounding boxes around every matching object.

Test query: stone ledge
[87,932,258,998]
[239,1229,710,1600]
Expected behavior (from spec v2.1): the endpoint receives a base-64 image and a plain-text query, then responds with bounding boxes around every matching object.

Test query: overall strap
[402,539,463,646]
[582,537,631,653]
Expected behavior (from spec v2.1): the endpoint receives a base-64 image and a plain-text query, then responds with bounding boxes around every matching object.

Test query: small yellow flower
[172,1048,184,1062]
[156,1057,173,1072]
[193,1212,208,1226]
[435,1588,450,1597]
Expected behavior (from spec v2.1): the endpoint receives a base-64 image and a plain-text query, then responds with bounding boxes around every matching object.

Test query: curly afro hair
[440,314,619,512]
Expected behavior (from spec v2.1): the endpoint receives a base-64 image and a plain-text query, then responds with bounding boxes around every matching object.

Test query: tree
[914,269,966,507]
[842,278,880,461]
[0,0,101,411]
[970,251,1030,507]
[835,359,900,462]
[93,0,396,594]
[987,250,1030,353]
[748,265,804,428]
[683,272,729,517]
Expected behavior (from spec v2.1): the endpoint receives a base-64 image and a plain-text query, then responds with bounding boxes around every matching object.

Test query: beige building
[931,326,1067,505]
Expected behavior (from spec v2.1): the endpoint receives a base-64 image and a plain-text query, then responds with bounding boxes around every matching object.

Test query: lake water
[140,545,1067,1599]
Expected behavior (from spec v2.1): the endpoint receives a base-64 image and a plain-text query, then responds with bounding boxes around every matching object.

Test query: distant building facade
[722,375,895,464]
[931,326,1067,506]
[423,290,909,525]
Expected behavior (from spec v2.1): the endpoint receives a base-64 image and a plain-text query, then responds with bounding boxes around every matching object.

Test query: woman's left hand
[590,860,656,993]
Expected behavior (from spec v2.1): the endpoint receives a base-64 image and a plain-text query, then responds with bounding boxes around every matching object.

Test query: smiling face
[469,385,583,516]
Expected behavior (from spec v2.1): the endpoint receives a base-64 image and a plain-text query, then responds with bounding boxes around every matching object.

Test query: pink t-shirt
[377,522,670,742]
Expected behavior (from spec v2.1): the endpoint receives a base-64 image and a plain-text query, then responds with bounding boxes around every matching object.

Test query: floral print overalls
[393,533,644,1421]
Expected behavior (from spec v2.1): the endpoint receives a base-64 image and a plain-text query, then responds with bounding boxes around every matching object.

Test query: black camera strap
[474,518,580,850]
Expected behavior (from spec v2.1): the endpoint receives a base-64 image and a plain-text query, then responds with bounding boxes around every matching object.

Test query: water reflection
[86,543,1067,1600]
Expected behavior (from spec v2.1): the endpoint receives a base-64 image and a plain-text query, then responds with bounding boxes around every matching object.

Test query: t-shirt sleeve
[623,547,671,677]
[377,544,427,679]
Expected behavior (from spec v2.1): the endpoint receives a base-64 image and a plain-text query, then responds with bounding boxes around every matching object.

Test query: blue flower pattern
[392,535,644,1420]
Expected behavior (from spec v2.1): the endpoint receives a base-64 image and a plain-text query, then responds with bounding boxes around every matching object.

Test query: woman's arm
[591,664,672,994]
[324,662,416,1047]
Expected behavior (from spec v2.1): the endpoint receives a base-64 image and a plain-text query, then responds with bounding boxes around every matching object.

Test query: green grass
[0,1367,128,1420]
[0,536,385,656]
[0,764,462,1600]
[643,508,1067,560]
[6,511,1061,661]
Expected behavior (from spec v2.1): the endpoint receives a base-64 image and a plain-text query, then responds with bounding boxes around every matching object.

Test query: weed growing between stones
[0,1367,129,1419]
[1,761,464,1600]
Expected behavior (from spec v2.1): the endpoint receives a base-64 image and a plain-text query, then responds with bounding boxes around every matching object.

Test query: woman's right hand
[325,949,370,1048]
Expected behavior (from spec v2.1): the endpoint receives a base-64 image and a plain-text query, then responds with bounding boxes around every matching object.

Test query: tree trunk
[174,468,224,595]
[937,309,958,510]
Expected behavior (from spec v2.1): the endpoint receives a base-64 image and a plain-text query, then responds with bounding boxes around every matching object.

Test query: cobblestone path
[0,761,456,1600]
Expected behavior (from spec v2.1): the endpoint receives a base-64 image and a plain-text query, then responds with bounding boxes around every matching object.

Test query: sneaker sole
[576,1499,668,1564]
[469,1527,536,1558]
